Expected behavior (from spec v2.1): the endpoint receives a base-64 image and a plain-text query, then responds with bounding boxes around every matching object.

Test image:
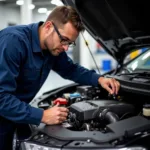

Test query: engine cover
[69,100,135,121]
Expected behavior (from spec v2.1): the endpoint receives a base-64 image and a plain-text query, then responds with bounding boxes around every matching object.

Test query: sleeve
[0,34,43,125]
[52,52,101,86]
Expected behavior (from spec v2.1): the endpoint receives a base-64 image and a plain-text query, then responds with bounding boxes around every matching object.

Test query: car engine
[36,84,150,133]
[67,100,135,131]
[16,84,150,150]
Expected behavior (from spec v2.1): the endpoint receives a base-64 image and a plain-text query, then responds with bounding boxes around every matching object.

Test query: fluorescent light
[51,0,63,6]
[38,8,47,13]
[46,10,52,15]
[16,1,35,9]
[16,0,24,5]
[29,4,35,10]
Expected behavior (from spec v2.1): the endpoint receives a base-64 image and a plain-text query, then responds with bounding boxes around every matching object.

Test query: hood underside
[62,0,150,62]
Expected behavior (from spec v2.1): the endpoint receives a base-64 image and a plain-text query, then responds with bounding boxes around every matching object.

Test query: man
[0,6,120,149]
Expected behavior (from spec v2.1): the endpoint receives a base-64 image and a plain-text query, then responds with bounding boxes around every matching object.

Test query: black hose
[93,108,119,123]
[104,111,119,123]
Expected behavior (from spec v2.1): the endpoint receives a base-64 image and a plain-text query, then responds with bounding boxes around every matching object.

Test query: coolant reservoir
[143,104,150,117]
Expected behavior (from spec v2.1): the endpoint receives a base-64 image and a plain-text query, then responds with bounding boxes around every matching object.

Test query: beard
[44,38,64,56]
[50,48,64,56]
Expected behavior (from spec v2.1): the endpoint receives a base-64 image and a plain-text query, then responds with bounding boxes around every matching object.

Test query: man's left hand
[98,77,120,95]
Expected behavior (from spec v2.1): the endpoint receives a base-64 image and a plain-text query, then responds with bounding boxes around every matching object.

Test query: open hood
[62,0,150,63]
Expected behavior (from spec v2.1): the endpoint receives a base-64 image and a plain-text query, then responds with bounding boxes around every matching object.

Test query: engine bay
[24,82,150,149]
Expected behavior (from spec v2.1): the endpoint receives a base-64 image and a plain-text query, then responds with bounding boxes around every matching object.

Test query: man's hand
[98,77,120,94]
[41,103,69,125]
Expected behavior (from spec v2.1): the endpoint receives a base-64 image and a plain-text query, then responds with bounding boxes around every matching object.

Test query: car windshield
[126,49,150,73]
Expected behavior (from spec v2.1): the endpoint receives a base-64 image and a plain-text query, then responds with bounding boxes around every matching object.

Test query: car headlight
[22,142,147,150]
[120,148,147,150]
[22,142,61,150]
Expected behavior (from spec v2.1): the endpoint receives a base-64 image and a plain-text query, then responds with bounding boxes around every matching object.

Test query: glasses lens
[68,43,75,47]
[61,40,75,47]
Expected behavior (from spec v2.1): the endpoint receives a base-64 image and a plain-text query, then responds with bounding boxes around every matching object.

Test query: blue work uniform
[0,21,101,149]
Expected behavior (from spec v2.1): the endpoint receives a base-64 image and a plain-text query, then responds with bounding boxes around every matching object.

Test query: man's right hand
[41,103,69,125]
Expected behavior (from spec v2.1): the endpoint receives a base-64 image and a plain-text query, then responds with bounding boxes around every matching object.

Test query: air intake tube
[103,109,119,123]
[93,108,119,124]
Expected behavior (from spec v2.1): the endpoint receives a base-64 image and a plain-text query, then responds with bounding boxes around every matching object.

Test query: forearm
[65,65,101,86]
[53,53,101,86]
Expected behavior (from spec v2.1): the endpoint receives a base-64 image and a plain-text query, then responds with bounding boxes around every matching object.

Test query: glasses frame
[52,22,76,47]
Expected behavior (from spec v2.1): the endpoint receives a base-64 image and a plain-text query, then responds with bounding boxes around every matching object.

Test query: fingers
[109,79,115,94]
[58,107,69,113]
[103,84,113,94]
[56,110,68,118]
[56,116,67,124]
[103,78,120,95]
[110,78,120,94]
[55,106,69,124]
[103,78,115,94]
[43,105,69,125]
[115,80,120,94]
[54,104,69,112]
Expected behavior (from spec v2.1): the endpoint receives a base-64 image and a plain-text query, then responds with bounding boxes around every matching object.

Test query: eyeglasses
[52,22,76,47]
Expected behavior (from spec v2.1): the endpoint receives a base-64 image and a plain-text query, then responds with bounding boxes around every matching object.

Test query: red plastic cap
[53,98,68,105]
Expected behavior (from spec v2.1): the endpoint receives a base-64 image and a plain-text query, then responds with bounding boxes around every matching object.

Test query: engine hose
[93,108,119,123]
[104,111,119,123]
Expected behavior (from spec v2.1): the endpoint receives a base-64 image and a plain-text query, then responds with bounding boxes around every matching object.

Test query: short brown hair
[46,6,84,32]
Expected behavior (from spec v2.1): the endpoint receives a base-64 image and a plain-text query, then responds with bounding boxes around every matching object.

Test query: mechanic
[0,6,120,149]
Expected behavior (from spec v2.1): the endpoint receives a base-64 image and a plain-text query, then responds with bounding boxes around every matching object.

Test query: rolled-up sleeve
[53,52,101,86]
[0,34,43,125]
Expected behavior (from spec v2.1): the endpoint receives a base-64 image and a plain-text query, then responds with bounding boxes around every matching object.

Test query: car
[14,0,150,150]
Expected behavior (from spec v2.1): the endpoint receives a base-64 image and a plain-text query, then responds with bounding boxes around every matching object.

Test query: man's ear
[44,21,53,32]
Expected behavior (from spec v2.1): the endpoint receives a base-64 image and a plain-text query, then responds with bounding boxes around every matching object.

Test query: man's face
[44,21,79,56]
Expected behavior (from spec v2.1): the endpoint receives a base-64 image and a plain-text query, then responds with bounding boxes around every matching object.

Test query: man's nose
[62,45,69,51]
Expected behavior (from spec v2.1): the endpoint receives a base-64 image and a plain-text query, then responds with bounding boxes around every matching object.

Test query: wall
[32,9,47,23]
[0,4,48,30]
[0,5,20,29]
